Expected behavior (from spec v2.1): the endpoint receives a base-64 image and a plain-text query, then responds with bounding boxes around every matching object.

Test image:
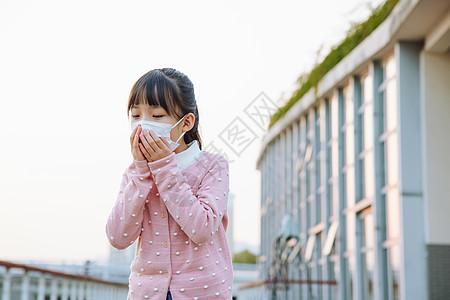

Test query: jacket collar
[175,140,203,171]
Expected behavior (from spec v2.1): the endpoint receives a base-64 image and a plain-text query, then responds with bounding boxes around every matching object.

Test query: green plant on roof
[268,0,400,129]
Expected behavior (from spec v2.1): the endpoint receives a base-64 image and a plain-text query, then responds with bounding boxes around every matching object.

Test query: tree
[232,250,257,264]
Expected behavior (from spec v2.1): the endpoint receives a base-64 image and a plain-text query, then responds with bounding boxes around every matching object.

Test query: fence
[0,260,128,300]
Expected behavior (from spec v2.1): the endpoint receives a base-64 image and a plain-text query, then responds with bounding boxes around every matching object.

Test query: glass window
[363,83,374,149]
[346,167,355,208]
[281,132,286,219]
[292,121,299,220]
[383,54,401,265]
[358,207,375,300]
[330,93,339,218]
[385,56,398,132]
[383,54,400,188]
[315,232,323,300]
[386,188,400,240]
[320,100,328,223]
[275,136,280,240]
[386,133,399,186]
[323,221,339,255]
[299,116,308,239]
[330,244,339,300]
[345,85,355,166]
[362,74,375,200]
[346,210,356,273]
[355,75,365,202]
[305,234,316,262]
[296,120,302,234]
[292,127,295,213]
[344,85,356,208]
[388,244,400,300]
[364,151,375,198]
[315,107,322,224]
[286,127,292,214]
[306,112,315,228]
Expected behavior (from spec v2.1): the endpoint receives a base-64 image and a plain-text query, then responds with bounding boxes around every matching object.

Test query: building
[0,260,128,300]
[232,263,259,300]
[254,0,450,299]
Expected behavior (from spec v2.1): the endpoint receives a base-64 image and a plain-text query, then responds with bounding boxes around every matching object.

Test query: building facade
[255,0,450,299]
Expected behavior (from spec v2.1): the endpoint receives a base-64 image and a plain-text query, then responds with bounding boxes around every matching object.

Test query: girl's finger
[160,136,171,148]
[139,143,151,161]
[140,131,156,153]
[132,127,138,147]
[132,129,141,155]
[132,126,142,146]
[153,134,167,150]
[130,126,137,144]
[148,130,166,149]
[130,124,139,145]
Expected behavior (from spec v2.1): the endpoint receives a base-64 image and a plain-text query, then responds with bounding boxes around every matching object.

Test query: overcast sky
[0,0,383,263]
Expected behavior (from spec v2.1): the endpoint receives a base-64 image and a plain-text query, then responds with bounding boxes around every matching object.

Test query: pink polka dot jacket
[106,143,233,300]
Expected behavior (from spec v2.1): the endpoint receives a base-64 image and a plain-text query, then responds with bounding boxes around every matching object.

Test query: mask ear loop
[175,131,186,143]
[171,114,187,129]
[171,114,188,144]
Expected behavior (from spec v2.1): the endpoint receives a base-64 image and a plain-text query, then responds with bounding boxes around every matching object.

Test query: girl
[106,68,233,300]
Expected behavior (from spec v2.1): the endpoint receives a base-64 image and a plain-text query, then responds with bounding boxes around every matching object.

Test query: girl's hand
[130,124,146,161]
[139,129,172,162]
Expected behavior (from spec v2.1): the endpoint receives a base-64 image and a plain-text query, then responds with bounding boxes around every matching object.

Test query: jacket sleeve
[147,152,230,245]
[105,159,154,250]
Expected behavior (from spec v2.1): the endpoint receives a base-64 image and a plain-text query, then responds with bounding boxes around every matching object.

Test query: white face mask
[131,114,187,152]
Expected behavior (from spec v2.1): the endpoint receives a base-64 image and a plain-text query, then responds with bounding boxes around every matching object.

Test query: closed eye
[131,115,163,119]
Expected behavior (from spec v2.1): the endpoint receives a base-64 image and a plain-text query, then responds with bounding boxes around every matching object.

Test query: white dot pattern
[105,152,232,299]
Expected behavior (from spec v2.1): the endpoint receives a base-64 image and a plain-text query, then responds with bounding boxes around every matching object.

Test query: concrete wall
[421,52,450,245]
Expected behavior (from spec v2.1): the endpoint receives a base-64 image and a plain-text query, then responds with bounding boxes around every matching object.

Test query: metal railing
[0,260,128,300]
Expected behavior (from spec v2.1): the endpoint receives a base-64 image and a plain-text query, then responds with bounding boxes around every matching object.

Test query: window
[358,207,375,300]
[299,115,308,239]
[323,221,339,256]
[315,232,323,300]
[296,119,302,238]
[286,127,293,214]
[344,84,355,208]
[387,244,400,300]
[330,93,339,218]
[305,234,316,262]
[281,132,286,219]
[362,74,375,200]
[305,113,314,228]
[381,54,401,300]
[354,75,365,202]
[315,107,323,224]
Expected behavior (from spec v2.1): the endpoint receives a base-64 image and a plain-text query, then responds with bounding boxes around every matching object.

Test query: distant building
[232,263,259,300]
[227,193,235,255]
[0,260,128,300]
[255,0,450,299]
[109,243,136,267]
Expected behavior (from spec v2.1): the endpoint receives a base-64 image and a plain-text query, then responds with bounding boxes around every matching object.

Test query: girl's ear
[184,113,196,131]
